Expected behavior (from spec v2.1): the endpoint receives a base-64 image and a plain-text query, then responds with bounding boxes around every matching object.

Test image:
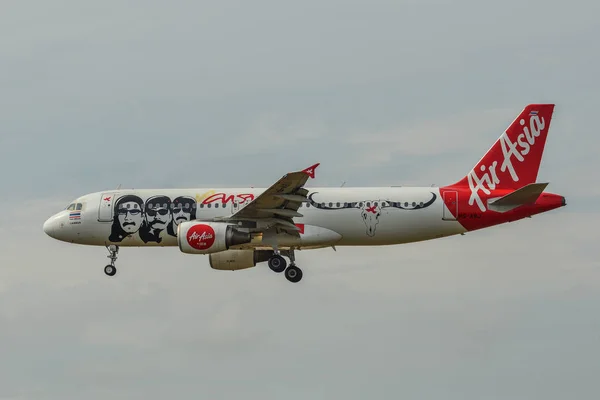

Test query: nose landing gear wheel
[104,245,119,277]
[104,265,117,276]
[285,265,303,283]
[268,255,287,273]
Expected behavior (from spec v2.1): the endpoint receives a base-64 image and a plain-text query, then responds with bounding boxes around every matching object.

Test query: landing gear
[284,265,303,283]
[104,264,116,276]
[285,249,302,283]
[268,254,287,273]
[268,249,303,283]
[105,245,119,277]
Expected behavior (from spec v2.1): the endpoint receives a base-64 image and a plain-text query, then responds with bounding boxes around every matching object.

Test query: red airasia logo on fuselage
[187,224,215,250]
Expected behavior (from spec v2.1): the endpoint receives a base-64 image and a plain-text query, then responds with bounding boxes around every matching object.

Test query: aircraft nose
[43,215,59,238]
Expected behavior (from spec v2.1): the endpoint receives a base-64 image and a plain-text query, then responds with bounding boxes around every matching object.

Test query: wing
[223,163,320,236]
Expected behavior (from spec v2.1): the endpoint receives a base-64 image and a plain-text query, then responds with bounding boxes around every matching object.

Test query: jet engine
[177,221,252,254]
[209,249,274,270]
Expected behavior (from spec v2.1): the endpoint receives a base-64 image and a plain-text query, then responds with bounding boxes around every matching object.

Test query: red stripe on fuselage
[439,186,565,231]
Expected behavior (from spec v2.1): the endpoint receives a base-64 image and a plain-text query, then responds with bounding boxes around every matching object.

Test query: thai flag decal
[69,211,81,220]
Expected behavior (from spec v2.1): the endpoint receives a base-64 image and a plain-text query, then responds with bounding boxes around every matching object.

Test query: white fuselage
[43,187,466,249]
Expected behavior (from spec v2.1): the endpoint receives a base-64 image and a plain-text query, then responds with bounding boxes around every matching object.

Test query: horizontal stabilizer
[487,182,549,213]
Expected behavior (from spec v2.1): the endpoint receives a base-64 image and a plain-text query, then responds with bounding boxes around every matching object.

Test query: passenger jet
[43,104,566,283]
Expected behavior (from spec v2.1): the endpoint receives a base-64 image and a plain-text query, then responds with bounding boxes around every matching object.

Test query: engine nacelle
[177,221,252,254]
[209,249,274,270]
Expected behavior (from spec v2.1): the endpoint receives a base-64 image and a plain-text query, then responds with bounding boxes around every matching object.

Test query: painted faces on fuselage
[145,196,172,231]
[117,201,143,233]
[172,197,196,225]
[109,194,145,242]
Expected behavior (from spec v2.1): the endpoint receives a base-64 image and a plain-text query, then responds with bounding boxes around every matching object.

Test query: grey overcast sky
[0,0,598,398]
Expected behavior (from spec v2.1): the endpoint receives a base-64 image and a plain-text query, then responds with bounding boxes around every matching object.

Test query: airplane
[43,104,566,283]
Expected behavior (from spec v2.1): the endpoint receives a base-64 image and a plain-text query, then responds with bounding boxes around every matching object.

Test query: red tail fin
[452,104,555,191]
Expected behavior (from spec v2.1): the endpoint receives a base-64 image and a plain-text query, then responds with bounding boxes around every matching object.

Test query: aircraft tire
[268,255,287,273]
[284,265,302,283]
[104,265,117,277]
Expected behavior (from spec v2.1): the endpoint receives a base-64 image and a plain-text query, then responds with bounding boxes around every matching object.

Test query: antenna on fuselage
[340,181,346,187]
[116,184,122,190]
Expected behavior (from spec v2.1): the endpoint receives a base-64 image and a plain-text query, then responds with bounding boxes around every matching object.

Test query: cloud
[348,107,513,167]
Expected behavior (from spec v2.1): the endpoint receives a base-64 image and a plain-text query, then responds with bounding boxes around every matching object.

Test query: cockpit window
[65,202,84,211]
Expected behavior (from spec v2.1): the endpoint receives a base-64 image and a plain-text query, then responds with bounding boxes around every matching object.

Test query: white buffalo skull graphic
[360,201,383,236]
[307,193,438,237]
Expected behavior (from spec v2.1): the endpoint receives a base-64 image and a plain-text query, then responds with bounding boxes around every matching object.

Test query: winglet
[301,163,320,179]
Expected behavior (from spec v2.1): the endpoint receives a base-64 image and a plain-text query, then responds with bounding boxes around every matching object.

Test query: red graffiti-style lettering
[202,193,255,205]
[202,193,235,204]
[236,193,254,203]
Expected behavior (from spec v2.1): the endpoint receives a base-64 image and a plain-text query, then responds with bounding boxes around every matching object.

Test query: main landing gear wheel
[268,255,287,273]
[104,265,117,276]
[284,265,303,283]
